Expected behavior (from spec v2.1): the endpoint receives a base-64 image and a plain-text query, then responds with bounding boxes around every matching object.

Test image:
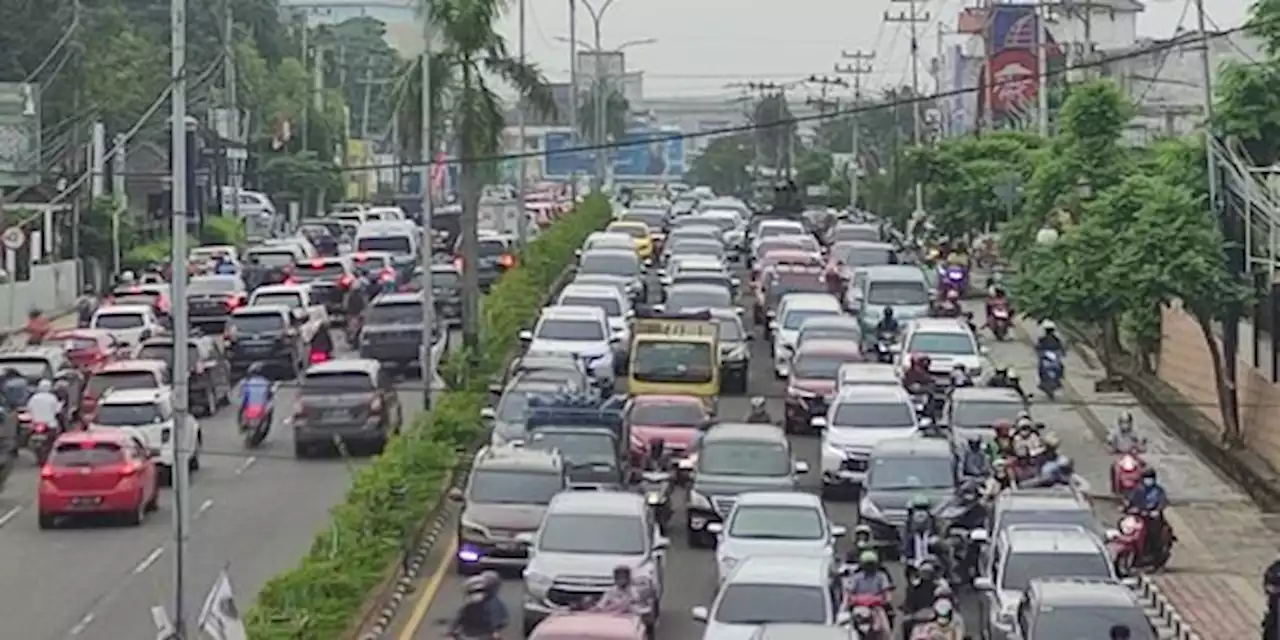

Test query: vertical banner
[986,5,1040,130]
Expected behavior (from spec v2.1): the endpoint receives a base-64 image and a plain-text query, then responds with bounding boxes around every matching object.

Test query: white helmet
[1040,320,1057,331]
[120,270,136,284]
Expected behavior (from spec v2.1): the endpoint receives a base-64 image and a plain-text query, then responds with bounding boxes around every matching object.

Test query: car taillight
[310,259,324,268]
[32,423,48,433]
[498,254,515,268]
[224,296,240,309]
[370,397,382,411]
[283,277,299,285]
[40,465,54,479]
[117,462,143,477]
[379,269,395,283]
[339,274,354,288]
[453,257,463,270]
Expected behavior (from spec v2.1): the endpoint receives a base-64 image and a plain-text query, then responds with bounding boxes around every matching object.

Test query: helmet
[1118,411,1134,431]
[933,582,954,598]
[858,550,878,565]
[82,284,95,294]
[883,306,894,318]
[1041,320,1057,332]
[120,270,136,284]
[992,457,1008,471]
[966,436,982,451]
[1141,466,1157,480]
[945,289,960,301]
[248,362,265,377]
[993,420,1012,436]
[853,523,872,537]
[1042,433,1061,449]
[994,365,1008,375]
[36,379,52,393]
[1016,409,1031,421]
[27,308,41,319]
[612,565,632,581]
[1264,560,1280,591]
[933,596,954,619]
[750,396,766,410]
[464,574,489,594]
[909,494,931,510]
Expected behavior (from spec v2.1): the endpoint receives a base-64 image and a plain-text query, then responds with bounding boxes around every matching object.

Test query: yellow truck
[628,309,720,399]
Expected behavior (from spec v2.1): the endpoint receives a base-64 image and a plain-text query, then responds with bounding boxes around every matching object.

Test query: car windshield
[832,401,915,428]
[799,326,860,346]
[688,215,735,231]
[478,240,509,257]
[953,400,1023,426]
[368,302,423,324]
[867,281,929,306]
[528,431,616,464]
[188,277,239,294]
[96,402,164,426]
[495,386,560,425]
[580,253,638,277]
[998,510,1097,538]
[252,292,303,309]
[467,470,563,504]
[51,441,126,466]
[301,371,374,393]
[758,224,806,239]
[608,224,647,238]
[1030,605,1155,640]
[699,441,790,476]
[356,236,412,255]
[536,318,605,341]
[832,244,893,266]
[1001,552,1112,592]
[248,251,294,267]
[767,279,827,304]
[559,295,622,316]
[93,313,145,330]
[729,506,824,540]
[230,313,284,333]
[539,514,645,554]
[667,287,731,311]
[296,263,347,280]
[792,353,853,379]
[832,227,879,243]
[907,331,976,355]
[432,270,461,288]
[868,456,954,490]
[670,241,725,259]
[782,308,839,330]
[632,342,715,384]
[0,358,50,380]
[715,317,745,341]
[714,584,828,625]
[629,402,705,426]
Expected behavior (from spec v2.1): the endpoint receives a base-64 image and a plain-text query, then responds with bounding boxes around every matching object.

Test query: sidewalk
[1012,318,1270,639]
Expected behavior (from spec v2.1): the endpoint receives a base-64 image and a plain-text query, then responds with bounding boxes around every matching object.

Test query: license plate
[690,517,706,529]
[323,410,346,420]
[71,497,103,506]
[496,542,520,551]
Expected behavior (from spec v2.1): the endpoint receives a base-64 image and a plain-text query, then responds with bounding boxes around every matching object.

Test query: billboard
[541,127,684,180]
[0,83,40,188]
[576,51,625,86]
[544,131,592,178]
[985,5,1062,129]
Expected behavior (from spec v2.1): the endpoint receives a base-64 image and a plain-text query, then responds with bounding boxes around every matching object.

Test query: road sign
[1,226,23,250]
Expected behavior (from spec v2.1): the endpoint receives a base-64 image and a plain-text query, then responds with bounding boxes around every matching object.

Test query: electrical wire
[22,0,80,84]
[1134,0,1193,105]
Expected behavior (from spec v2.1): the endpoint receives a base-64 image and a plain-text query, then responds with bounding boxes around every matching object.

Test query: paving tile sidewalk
[1012,318,1271,639]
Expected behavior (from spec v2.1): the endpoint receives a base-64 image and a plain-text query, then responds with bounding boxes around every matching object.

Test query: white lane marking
[195,499,214,519]
[132,547,165,575]
[0,505,23,529]
[234,456,257,475]
[68,612,95,635]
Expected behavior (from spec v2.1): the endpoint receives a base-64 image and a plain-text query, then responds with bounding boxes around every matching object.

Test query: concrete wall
[0,260,79,333]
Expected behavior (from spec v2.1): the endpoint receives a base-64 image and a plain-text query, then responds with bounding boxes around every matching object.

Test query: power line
[1135,0,1194,106]
[22,0,80,84]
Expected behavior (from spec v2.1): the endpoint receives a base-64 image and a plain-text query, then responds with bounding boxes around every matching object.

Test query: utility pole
[836,50,874,212]
[805,75,846,118]
[299,12,310,154]
[568,0,579,198]
[112,133,126,276]
[1195,0,1217,210]
[1035,3,1049,135]
[884,0,929,217]
[360,65,374,139]
[419,4,435,411]
[168,0,192,634]
[224,0,239,219]
[515,0,529,246]
[581,0,619,191]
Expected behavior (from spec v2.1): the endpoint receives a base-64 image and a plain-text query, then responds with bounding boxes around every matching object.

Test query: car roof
[871,437,953,457]
[305,358,380,375]
[99,304,152,314]
[98,359,167,373]
[560,284,623,299]
[794,339,861,356]
[860,265,927,280]
[372,292,423,305]
[735,491,823,508]
[1004,526,1107,553]
[950,387,1025,402]
[233,304,289,316]
[838,363,898,380]
[835,384,910,401]
[779,293,842,310]
[667,282,729,293]
[543,305,606,319]
[190,274,240,283]
[254,283,307,294]
[909,318,972,333]
[799,315,859,330]
[757,219,806,230]
[474,445,562,471]
[997,489,1091,511]
[1029,578,1142,607]
[548,490,646,516]
[726,555,832,585]
[582,248,638,260]
[57,429,138,446]
[631,394,704,407]
[100,388,168,404]
[704,422,789,443]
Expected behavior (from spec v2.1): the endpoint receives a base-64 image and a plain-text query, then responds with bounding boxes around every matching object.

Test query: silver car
[709,491,846,584]
[520,491,668,636]
[692,555,848,638]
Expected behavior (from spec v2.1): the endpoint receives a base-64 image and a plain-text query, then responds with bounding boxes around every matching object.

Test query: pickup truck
[247,283,329,346]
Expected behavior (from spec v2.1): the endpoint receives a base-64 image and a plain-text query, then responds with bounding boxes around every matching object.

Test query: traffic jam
[440,189,1174,639]
[0,200,563,531]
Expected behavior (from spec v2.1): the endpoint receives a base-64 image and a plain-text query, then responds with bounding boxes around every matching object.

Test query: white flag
[197,569,247,640]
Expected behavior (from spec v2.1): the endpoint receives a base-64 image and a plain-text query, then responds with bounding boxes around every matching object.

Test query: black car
[135,335,233,417]
[292,257,357,324]
[526,426,624,489]
[357,292,427,374]
[292,359,403,457]
[458,233,516,291]
[225,305,305,378]
[186,274,248,329]
[243,247,299,290]
[0,347,86,425]
[430,263,462,324]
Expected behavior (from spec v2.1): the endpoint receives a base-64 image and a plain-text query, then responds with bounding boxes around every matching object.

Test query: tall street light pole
[580,0,618,190]
[419,3,435,410]
[568,0,579,197]
[516,0,528,246]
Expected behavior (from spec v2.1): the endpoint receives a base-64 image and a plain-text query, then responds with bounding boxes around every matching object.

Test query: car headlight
[524,571,554,593]
[688,490,712,509]
[723,344,747,361]
[858,496,883,520]
[823,442,847,459]
[645,491,663,505]
[461,520,489,541]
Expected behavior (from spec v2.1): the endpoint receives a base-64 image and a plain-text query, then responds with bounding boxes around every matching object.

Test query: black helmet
[27,308,41,319]
[1141,466,1157,480]
[1264,560,1280,591]
[612,565,632,581]
[883,306,894,318]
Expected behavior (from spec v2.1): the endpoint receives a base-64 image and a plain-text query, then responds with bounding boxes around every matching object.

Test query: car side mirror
[831,525,848,538]
[691,606,710,622]
[448,487,464,502]
[705,521,724,534]
[518,330,533,342]
[479,407,496,420]
[980,346,990,355]
[794,461,810,474]
[139,329,152,341]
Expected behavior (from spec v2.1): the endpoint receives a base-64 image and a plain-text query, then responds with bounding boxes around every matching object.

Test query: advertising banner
[543,131,592,178]
[613,127,684,180]
[986,5,1041,129]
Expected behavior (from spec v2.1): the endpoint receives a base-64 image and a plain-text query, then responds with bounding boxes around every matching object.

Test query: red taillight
[379,269,395,283]
[453,257,463,270]
[310,259,324,268]
[225,295,241,310]
[338,274,354,288]
[116,462,143,477]
[243,405,264,419]
[283,277,299,285]
[498,254,515,268]
[40,466,54,479]
[309,350,329,364]
[353,252,367,262]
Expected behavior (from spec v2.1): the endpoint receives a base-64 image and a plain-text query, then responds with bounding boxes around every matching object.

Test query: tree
[1214,60,1280,165]
[905,132,1043,239]
[685,134,752,196]
[578,87,629,144]
[753,93,795,170]
[794,150,833,188]
[314,17,405,139]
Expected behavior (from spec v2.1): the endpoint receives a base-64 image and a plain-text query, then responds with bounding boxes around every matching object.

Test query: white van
[354,220,419,257]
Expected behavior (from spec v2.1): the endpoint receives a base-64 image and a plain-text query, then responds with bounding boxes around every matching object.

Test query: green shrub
[203,215,247,246]
[122,238,195,271]
[244,194,611,639]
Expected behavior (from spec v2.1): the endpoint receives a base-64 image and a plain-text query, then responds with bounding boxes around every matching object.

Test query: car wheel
[294,441,309,458]
[124,500,145,526]
[145,488,159,512]
[38,513,55,530]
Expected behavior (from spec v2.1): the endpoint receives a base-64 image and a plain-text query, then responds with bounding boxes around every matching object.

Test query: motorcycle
[1110,451,1146,495]
[1037,351,1064,400]
[940,264,968,297]
[847,593,891,639]
[988,304,1011,340]
[874,331,896,363]
[640,470,673,534]
[19,411,56,465]
[1108,507,1175,574]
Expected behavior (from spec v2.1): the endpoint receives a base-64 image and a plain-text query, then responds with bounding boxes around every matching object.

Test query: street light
[554,36,658,51]
[1035,225,1060,247]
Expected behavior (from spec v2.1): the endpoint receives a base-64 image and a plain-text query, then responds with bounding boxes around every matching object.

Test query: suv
[710,491,846,585]
[945,386,1028,442]
[290,359,402,457]
[817,385,918,498]
[358,292,428,375]
[1014,578,1160,640]
[0,346,85,420]
[520,306,618,385]
[844,265,931,341]
[90,388,202,483]
[898,317,988,382]
[292,256,358,321]
[685,423,809,548]
[429,263,463,324]
[83,359,170,420]
[450,445,567,573]
[521,491,667,635]
[186,274,248,328]
[135,336,232,417]
[463,232,517,291]
[857,437,958,551]
[225,305,305,377]
[692,555,846,636]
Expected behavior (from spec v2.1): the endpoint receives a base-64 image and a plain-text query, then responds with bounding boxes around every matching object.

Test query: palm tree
[578,85,629,144]
[390,0,555,353]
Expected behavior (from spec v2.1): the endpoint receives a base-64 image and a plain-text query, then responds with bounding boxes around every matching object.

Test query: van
[354,220,419,258]
[220,188,276,218]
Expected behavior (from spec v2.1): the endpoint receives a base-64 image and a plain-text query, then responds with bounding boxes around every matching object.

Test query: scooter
[1110,451,1146,495]
[19,411,56,465]
[847,593,892,639]
[874,331,896,363]
[640,470,673,535]
[238,383,277,448]
[988,304,1011,340]
[1108,506,1175,574]
[1037,351,1064,400]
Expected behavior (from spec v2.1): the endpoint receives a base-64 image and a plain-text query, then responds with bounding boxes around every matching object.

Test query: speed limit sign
[1,227,22,251]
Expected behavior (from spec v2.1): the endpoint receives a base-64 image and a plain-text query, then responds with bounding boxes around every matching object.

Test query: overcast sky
[493,0,1251,98]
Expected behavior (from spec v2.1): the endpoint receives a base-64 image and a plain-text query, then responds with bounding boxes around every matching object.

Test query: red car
[625,394,711,467]
[38,429,159,529]
[47,329,126,373]
[785,339,864,433]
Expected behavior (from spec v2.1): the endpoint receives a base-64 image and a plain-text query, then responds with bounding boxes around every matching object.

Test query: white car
[556,283,632,344]
[580,231,635,256]
[898,317,989,380]
[818,384,919,496]
[709,492,846,584]
[90,304,166,347]
[519,305,619,385]
[248,283,330,344]
[91,387,201,478]
[751,219,808,254]
[691,555,847,636]
[770,293,844,378]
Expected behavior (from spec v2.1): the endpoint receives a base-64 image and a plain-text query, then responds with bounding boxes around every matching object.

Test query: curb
[1133,575,1201,640]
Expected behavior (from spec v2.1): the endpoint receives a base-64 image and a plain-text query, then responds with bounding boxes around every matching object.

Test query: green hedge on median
[244,194,612,639]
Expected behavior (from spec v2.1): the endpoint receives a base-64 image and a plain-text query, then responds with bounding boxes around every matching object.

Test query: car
[247,283,329,346]
[784,339,863,432]
[557,283,633,346]
[667,254,729,276]
[464,232,519,291]
[750,219,808,250]
[975,526,1120,639]
[899,317,989,382]
[818,385,919,497]
[979,487,1113,545]
[750,239,821,274]
[946,386,1029,442]
[710,309,750,394]
[625,393,711,465]
[358,291,430,374]
[135,335,232,418]
[499,350,593,391]
[826,241,897,285]
[527,421,626,489]
[186,274,249,328]
[528,613,647,640]
[770,293,843,374]
[685,210,746,250]
[189,244,240,265]
[794,315,862,354]
[108,283,172,318]
[90,387,201,482]
[354,219,419,259]
[835,362,900,391]
[582,231,637,255]
[709,491,846,584]
[484,377,578,445]
[0,346,86,420]
[686,423,809,548]
[1013,577,1160,640]
[846,265,932,340]
[89,304,165,348]
[664,226,722,252]
[49,329,127,372]
[225,305,306,377]
[520,491,668,635]
[856,437,959,549]
[692,555,846,636]
[243,244,304,287]
[663,237,728,266]
[82,359,170,419]
[577,249,646,302]
[605,220,655,259]
[749,624,855,640]
[349,250,400,285]
[825,222,881,245]
[290,359,403,457]
[617,208,668,237]
[754,265,828,326]
[570,272,632,300]
[429,263,463,323]
[291,256,358,321]
[451,445,567,572]
[37,429,159,529]
[659,282,735,315]
[520,306,619,385]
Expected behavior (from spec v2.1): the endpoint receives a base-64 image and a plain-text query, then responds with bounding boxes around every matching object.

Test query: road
[0,322,452,639]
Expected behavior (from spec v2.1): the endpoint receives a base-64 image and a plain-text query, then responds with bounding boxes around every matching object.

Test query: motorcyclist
[985,285,1010,318]
[690,419,714,452]
[26,379,63,432]
[992,420,1016,458]
[645,436,670,472]
[744,396,773,424]
[874,306,899,336]
[1126,467,1171,557]
[1107,411,1147,453]
[1012,414,1043,455]
[842,550,894,629]
[448,571,506,638]
[1028,454,1075,489]
[25,309,50,345]
[1110,625,1132,640]
[987,365,1016,389]
[902,353,935,389]
[911,595,964,640]
[0,368,28,410]
[592,565,646,614]
[986,458,1014,495]
[901,558,941,619]
[959,437,990,479]
[1011,444,1040,484]
[1035,320,1066,355]
[239,363,273,426]
[902,495,939,565]
[213,254,236,275]
[949,363,972,388]
[1035,432,1063,469]
[1261,559,1280,640]
[934,289,961,317]
[76,285,98,328]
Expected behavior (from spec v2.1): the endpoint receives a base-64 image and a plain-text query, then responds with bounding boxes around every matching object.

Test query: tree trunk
[1195,313,1242,445]
[459,64,482,358]
[1099,318,1119,377]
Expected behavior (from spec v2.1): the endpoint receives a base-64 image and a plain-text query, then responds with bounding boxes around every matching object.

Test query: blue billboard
[541,126,685,180]
[544,131,593,178]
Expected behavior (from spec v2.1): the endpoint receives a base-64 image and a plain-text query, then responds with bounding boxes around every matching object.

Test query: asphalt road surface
[0,325,451,639]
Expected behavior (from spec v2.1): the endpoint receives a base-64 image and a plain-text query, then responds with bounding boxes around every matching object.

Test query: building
[277,0,429,57]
